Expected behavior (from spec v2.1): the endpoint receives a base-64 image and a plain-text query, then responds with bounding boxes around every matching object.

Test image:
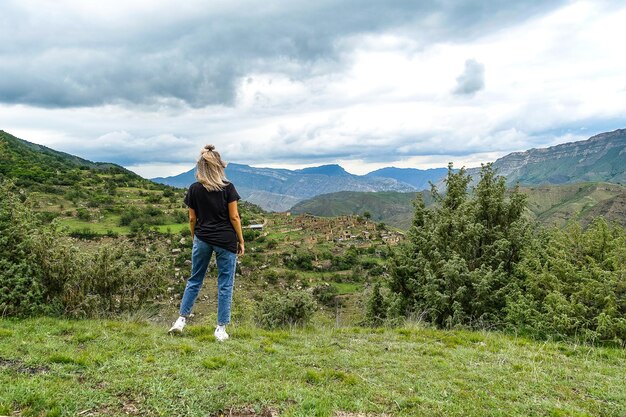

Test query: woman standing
[169,145,245,341]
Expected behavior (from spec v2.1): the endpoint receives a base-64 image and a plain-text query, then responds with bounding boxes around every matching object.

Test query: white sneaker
[169,316,186,333]
[214,325,229,342]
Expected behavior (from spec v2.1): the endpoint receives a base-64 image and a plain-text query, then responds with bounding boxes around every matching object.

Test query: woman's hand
[237,241,245,256]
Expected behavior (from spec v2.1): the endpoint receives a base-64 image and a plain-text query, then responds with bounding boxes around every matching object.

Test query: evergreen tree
[388,163,530,328]
[365,281,386,326]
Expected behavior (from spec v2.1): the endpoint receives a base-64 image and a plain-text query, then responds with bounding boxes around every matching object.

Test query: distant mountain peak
[295,164,349,176]
[366,166,450,190]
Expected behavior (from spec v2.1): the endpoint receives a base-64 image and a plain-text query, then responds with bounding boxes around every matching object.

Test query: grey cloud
[53,132,198,165]
[230,123,513,167]
[0,0,564,108]
[454,59,485,95]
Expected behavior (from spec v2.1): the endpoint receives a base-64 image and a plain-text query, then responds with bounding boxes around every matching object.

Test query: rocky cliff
[484,129,626,185]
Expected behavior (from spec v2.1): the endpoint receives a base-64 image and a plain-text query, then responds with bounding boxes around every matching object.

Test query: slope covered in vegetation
[0,131,265,236]
[381,165,626,344]
[291,182,626,229]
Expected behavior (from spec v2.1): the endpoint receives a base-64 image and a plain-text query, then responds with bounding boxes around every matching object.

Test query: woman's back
[184,181,240,253]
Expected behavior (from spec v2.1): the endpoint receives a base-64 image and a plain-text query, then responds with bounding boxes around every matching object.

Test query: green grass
[55,217,188,235]
[334,282,362,295]
[153,223,188,233]
[1,318,625,416]
[56,217,131,234]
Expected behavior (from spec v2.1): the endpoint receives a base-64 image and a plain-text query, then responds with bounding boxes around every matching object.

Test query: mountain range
[152,163,444,212]
[153,129,626,212]
[291,129,626,228]
[3,127,625,225]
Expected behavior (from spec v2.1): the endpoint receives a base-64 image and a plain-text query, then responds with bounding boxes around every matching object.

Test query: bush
[0,182,170,317]
[506,219,626,344]
[330,250,358,271]
[62,242,169,316]
[263,269,279,284]
[364,282,386,326]
[243,229,260,242]
[283,251,315,271]
[255,290,317,328]
[37,211,59,223]
[76,208,91,221]
[119,207,140,226]
[360,258,379,270]
[119,206,168,229]
[386,164,626,345]
[172,210,188,223]
[69,227,100,240]
[312,283,339,306]
[146,194,162,204]
[0,184,54,316]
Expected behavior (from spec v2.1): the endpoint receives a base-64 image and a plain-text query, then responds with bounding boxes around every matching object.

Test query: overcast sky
[1,0,626,177]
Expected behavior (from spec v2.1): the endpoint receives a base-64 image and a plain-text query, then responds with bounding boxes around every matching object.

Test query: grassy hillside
[0,131,265,235]
[0,130,149,189]
[520,182,626,227]
[1,318,625,416]
[291,183,626,229]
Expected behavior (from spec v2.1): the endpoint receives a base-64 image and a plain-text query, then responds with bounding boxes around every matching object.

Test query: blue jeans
[179,236,237,325]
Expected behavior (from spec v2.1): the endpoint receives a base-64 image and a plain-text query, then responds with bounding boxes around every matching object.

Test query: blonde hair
[196,144,229,191]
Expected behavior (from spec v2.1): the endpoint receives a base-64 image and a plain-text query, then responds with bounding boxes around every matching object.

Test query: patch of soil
[334,413,391,417]
[211,406,279,417]
[0,357,49,375]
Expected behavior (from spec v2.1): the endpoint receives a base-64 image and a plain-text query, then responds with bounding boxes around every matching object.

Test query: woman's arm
[188,208,197,240]
[228,201,245,256]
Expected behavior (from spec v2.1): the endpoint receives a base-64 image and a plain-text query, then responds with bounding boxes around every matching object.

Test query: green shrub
[263,270,279,284]
[119,207,139,226]
[243,229,260,242]
[69,227,100,240]
[255,290,317,328]
[76,208,91,221]
[312,283,339,307]
[0,184,54,316]
[364,282,387,326]
[146,194,162,204]
[283,251,315,271]
[37,211,59,223]
[507,219,626,344]
[330,249,358,270]
[386,164,626,345]
[172,210,187,223]
[0,182,170,318]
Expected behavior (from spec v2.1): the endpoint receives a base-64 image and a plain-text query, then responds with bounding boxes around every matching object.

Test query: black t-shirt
[184,182,241,253]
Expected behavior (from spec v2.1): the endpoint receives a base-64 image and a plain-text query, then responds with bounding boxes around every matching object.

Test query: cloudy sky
[1,0,626,177]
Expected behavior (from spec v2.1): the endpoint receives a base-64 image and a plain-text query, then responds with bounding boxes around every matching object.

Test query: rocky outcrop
[465,129,626,186]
